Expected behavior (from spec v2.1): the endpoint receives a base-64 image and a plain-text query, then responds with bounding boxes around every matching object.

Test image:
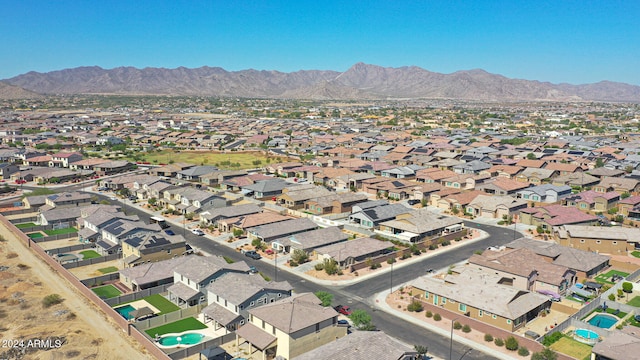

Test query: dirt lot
[0,221,153,360]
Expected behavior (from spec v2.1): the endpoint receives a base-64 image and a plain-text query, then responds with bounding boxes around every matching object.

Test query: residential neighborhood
[1,97,640,360]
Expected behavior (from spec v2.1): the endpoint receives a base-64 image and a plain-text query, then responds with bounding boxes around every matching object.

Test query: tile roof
[292,330,415,360]
[248,293,338,334]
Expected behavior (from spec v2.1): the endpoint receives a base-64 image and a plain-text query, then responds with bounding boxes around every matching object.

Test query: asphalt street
[78,188,520,360]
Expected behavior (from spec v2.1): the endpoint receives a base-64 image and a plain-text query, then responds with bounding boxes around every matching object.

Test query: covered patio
[167,282,203,307]
[201,302,243,332]
[234,323,277,360]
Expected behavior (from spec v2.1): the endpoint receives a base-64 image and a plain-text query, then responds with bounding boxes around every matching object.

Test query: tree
[350,309,375,330]
[323,259,339,275]
[414,345,428,359]
[531,348,558,360]
[314,291,333,307]
[595,158,605,168]
[527,152,537,160]
[622,281,633,293]
[148,197,157,206]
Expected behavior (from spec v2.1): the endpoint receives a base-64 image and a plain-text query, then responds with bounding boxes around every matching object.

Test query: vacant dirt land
[0,221,153,360]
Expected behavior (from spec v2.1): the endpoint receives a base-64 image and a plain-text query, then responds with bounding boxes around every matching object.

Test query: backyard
[144,317,207,337]
[27,232,44,239]
[550,336,593,360]
[91,284,122,299]
[15,222,37,229]
[44,227,78,236]
[627,296,640,307]
[114,294,180,315]
[79,250,101,259]
[98,266,119,274]
[594,270,629,284]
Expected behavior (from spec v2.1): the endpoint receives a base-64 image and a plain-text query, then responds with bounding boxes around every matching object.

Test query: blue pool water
[588,313,617,329]
[575,329,599,339]
[158,333,204,346]
[115,305,136,320]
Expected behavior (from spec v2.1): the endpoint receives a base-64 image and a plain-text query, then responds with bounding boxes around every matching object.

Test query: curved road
[73,188,520,360]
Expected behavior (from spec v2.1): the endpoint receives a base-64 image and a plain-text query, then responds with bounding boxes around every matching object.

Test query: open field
[0,219,152,360]
[132,150,288,169]
[550,336,592,360]
[144,317,207,337]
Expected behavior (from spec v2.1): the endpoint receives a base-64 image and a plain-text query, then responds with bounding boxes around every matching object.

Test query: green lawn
[144,317,207,337]
[134,150,276,170]
[595,270,629,284]
[91,285,122,299]
[44,227,77,236]
[144,294,180,314]
[98,266,119,274]
[631,251,640,258]
[27,232,44,239]
[79,250,101,259]
[15,222,37,229]
[550,337,593,360]
[595,307,627,318]
[627,296,640,307]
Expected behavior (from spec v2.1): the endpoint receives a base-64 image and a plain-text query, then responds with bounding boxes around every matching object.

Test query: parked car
[334,305,351,315]
[248,266,258,274]
[337,319,350,326]
[244,250,261,260]
[164,229,175,236]
[407,199,420,205]
[191,229,205,236]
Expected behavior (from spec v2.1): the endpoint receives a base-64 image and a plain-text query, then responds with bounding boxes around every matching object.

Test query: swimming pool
[574,328,600,345]
[115,304,136,320]
[588,313,618,329]
[157,332,204,347]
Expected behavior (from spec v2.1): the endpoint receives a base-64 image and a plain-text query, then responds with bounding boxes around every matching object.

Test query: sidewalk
[373,290,519,360]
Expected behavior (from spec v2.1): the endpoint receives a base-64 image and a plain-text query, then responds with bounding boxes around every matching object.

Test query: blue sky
[2,1,639,85]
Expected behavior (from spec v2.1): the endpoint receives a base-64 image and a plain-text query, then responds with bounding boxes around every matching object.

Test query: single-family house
[515,184,572,203]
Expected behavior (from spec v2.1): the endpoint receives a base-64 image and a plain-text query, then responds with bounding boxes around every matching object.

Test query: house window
[580,203,587,209]
[262,320,265,329]
[580,239,585,243]
[596,240,601,244]
[479,310,483,317]
[492,314,497,319]
[459,304,466,312]
[442,297,447,305]
[240,320,244,325]
[612,241,617,245]
[278,293,282,297]
[424,291,429,299]
[200,296,205,302]
[507,319,511,324]
[250,301,254,306]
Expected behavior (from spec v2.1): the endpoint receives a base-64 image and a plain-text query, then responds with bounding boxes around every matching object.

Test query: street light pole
[450,317,458,360]
[390,256,394,294]
[274,248,278,282]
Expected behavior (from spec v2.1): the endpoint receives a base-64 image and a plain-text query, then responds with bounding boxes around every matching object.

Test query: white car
[191,229,205,236]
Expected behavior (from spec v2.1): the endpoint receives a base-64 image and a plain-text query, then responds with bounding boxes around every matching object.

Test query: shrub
[441,240,451,246]
[426,311,433,318]
[494,338,504,347]
[401,252,412,260]
[289,260,298,267]
[433,313,441,321]
[324,259,339,275]
[453,321,462,330]
[462,324,471,333]
[608,293,616,301]
[484,333,494,342]
[314,263,325,271]
[505,336,519,351]
[42,294,63,308]
[387,258,396,264]
[518,347,529,357]
[429,244,437,250]
[541,332,563,346]
[407,301,424,312]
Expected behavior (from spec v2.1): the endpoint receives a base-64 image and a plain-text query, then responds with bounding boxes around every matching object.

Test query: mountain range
[3,63,640,102]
